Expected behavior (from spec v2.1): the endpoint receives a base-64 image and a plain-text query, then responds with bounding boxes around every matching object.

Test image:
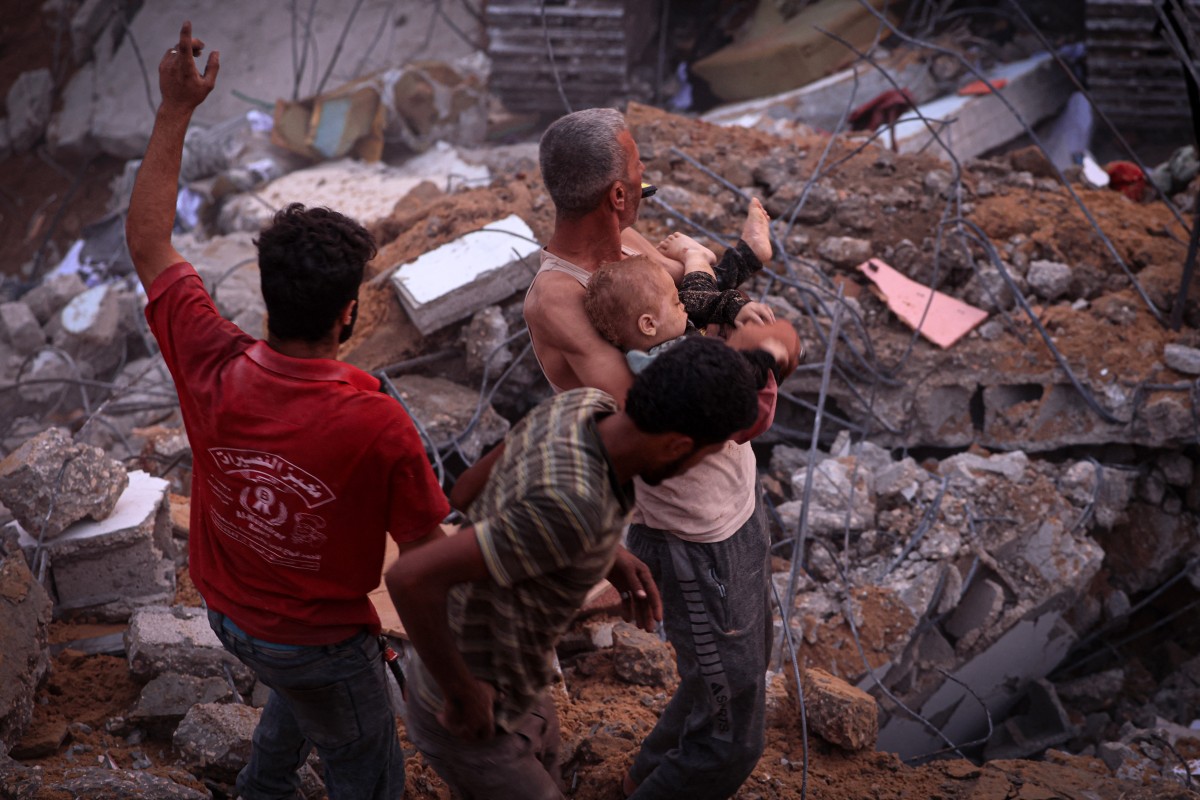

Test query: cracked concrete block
[789,457,876,535]
[0,302,45,356]
[52,284,124,378]
[390,214,540,336]
[939,451,1028,483]
[125,605,253,691]
[12,470,173,620]
[390,374,509,463]
[0,427,128,540]
[795,668,879,751]
[173,703,260,783]
[1026,260,1072,301]
[20,272,87,325]
[611,621,674,688]
[131,673,234,734]
[70,0,118,64]
[46,62,96,156]
[984,679,1076,760]
[875,457,927,502]
[944,578,1005,643]
[0,551,53,756]
[817,236,872,268]
[6,69,53,153]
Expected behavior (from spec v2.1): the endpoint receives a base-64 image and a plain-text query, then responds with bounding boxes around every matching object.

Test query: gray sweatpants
[625,497,770,800]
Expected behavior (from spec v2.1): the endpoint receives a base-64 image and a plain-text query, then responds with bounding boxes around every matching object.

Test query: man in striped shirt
[386,336,760,799]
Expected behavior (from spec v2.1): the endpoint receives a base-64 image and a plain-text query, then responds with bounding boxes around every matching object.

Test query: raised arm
[125,21,219,291]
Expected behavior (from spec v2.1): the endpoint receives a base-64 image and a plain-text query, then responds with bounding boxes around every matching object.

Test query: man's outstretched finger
[202,51,220,85]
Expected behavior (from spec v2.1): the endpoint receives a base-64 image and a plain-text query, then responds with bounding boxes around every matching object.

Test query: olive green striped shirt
[412,388,634,730]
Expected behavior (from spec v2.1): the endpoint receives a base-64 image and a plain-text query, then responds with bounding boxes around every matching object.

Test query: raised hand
[158,21,219,114]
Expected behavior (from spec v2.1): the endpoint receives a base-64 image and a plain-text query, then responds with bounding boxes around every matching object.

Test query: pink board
[857,258,989,348]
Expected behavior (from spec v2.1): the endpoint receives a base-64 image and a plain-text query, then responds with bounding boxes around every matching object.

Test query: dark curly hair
[625,336,758,446]
[254,203,377,342]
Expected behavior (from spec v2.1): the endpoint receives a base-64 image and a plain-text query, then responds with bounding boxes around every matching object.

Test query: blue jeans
[207,610,404,800]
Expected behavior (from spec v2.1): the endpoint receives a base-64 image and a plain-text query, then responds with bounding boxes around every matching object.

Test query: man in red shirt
[126,23,449,799]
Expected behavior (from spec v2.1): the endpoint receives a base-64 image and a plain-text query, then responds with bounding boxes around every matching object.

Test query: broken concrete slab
[20,272,87,325]
[12,469,174,620]
[125,605,253,692]
[389,214,539,336]
[938,451,1029,483]
[0,302,45,356]
[794,668,879,751]
[389,374,510,464]
[70,0,119,64]
[51,283,125,378]
[131,673,234,736]
[611,622,674,689]
[173,702,260,784]
[6,69,53,153]
[0,427,128,541]
[46,62,96,157]
[787,456,876,535]
[880,52,1073,163]
[0,550,53,756]
[985,679,1078,760]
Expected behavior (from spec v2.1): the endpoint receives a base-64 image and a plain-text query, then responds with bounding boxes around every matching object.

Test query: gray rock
[47,62,95,156]
[173,703,261,783]
[1165,343,1200,376]
[874,457,927,502]
[464,305,511,380]
[1026,260,1072,301]
[798,668,878,751]
[790,458,876,535]
[126,605,253,691]
[14,470,175,620]
[923,169,954,198]
[20,272,87,324]
[963,262,1017,312]
[0,302,45,356]
[0,551,53,755]
[611,622,674,688]
[131,673,234,731]
[0,427,128,540]
[1157,452,1193,488]
[14,348,89,411]
[20,765,212,799]
[938,451,1028,483]
[391,374,509,463]
[816,236,872,269]
[6,69,53,153]
[52,284,125,378]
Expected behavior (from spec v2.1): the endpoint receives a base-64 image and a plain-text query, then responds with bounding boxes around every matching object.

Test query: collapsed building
[1,0,1200,797]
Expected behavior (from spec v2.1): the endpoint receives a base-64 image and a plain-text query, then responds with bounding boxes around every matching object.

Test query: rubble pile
[1,2,1199,795]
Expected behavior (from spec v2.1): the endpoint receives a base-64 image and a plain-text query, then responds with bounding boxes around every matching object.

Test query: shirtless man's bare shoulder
[524,269,633,400]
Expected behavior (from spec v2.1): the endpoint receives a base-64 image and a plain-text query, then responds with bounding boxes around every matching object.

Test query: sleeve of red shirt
[143,262,256,402]
[732,370,777,444]
[383,415,451,543]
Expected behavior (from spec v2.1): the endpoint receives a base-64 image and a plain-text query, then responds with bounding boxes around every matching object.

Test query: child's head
[585,256,689,352]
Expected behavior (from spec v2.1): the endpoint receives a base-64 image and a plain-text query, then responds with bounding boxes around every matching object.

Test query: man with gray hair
[524,108,785,800]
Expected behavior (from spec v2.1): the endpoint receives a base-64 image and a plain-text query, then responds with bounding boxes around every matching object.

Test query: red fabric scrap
[849,89,916,132]
[1104,161,1147,201]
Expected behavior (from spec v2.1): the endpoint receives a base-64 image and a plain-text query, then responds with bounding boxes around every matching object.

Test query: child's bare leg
[657,232,717,268]
[742,198,772,264]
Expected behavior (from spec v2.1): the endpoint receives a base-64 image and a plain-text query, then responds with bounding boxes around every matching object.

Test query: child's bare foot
[657,232,717,267]
[742,197,772,264]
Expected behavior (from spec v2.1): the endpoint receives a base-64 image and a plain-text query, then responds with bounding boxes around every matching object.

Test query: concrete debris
[172,702,260,784]
[1026,259,1073,302]
[389,374,509,463]
[0,302,45,356]
[0,550,53,756]
[12,470,173,620]
[176,231,265,336]
[0,427,128,541]
[390,214,540,335]
[818,236,873,268]
[131,673,234,735]
[611,622,674,688]
[793,668,879,751]
[1163,343,1200,376]
[19,272,87,325]
[125,605,253,692]
[984,679,1078,760]
[463,305,512,380]
[48,63,96,157]
[49,283,127,378]
[5,69,53,154]
[0,762,211,799]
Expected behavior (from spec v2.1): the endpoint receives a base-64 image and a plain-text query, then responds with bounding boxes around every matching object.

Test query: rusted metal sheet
[1086,0,1200,124]
[485,0,660,115]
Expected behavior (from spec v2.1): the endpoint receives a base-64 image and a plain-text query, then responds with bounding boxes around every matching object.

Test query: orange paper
[958,78,1008,96]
